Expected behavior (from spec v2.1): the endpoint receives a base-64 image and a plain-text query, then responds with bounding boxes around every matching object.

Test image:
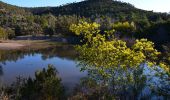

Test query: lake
[0,45,169,99]
[0,45,87,92]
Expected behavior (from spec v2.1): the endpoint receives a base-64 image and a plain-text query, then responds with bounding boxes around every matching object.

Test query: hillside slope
[29,0,169,21]
[0,1,30,15]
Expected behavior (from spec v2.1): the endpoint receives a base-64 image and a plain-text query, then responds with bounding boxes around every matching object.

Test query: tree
[70,21,169,98]
[70,21,162,77]
[5,28,15,39]
[14,26,21,36]
[0,27,8,40]
[44,27,54,37]
[55,15,80,36]
[10,65,65,100]
[113,21,136,37]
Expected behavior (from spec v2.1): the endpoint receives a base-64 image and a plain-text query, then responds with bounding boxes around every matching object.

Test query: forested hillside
[0,1,40,38]
[29,0,170,22]
[0,0,170,45]
[0,1,28,14]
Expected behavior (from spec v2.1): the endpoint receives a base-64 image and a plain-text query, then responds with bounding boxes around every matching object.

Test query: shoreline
[0,40,67,50]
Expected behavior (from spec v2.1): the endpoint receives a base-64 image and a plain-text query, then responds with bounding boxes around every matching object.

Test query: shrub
[8,65,65,100]
[0,27,8,40]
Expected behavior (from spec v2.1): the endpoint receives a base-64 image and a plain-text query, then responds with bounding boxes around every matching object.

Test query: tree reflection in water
[0,45,77,64]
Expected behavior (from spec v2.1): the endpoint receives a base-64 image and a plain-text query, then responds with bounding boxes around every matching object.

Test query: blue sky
[1,0,170,13]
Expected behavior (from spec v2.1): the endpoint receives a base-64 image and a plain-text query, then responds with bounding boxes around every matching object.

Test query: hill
[29,0,136,16]
[0,1,30,15]
[0,1,38,37]
[29,0,169,22]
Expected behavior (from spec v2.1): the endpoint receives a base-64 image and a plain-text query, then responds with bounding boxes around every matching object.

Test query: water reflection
[0,45,86,92]
[0,45,77,63]
[0,44,169,99]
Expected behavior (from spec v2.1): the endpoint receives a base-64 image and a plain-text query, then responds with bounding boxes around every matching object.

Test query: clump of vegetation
[70,21,170,99]
[4,65,65,100]
[0,27,8,40]
[70,21,161,77]
[113,21,136,37]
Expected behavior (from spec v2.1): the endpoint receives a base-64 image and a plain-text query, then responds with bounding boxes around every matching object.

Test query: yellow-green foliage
[70,21,170,77]
[76,38,160,72]
[70,21,115,42]
[0,27,8,39]
[113,21,135,30]
[70,21,100,35]
[159,62,170,75]
[70,21,136,39]
[113,21,136,35]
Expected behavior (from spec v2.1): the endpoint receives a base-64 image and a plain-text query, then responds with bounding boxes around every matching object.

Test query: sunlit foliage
[113,21,136,37]
[70,21,170,98]
[70,21,161,77]
[0,27,8,40]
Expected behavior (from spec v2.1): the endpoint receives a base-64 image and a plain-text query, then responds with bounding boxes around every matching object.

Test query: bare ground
[0,42,24,50]
[0,40,62,50]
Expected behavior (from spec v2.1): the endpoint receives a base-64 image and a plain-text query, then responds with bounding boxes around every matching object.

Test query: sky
[1,0,170,13]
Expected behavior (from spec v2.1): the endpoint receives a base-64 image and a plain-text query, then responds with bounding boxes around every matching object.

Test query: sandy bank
[0,40,62,50]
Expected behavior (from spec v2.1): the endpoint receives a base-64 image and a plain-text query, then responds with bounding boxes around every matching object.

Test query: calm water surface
[0,45,169,99]
[0,45,87,91]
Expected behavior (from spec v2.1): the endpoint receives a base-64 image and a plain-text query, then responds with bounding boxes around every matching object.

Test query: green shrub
[9,65,65,100]
[0,27,8,40]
